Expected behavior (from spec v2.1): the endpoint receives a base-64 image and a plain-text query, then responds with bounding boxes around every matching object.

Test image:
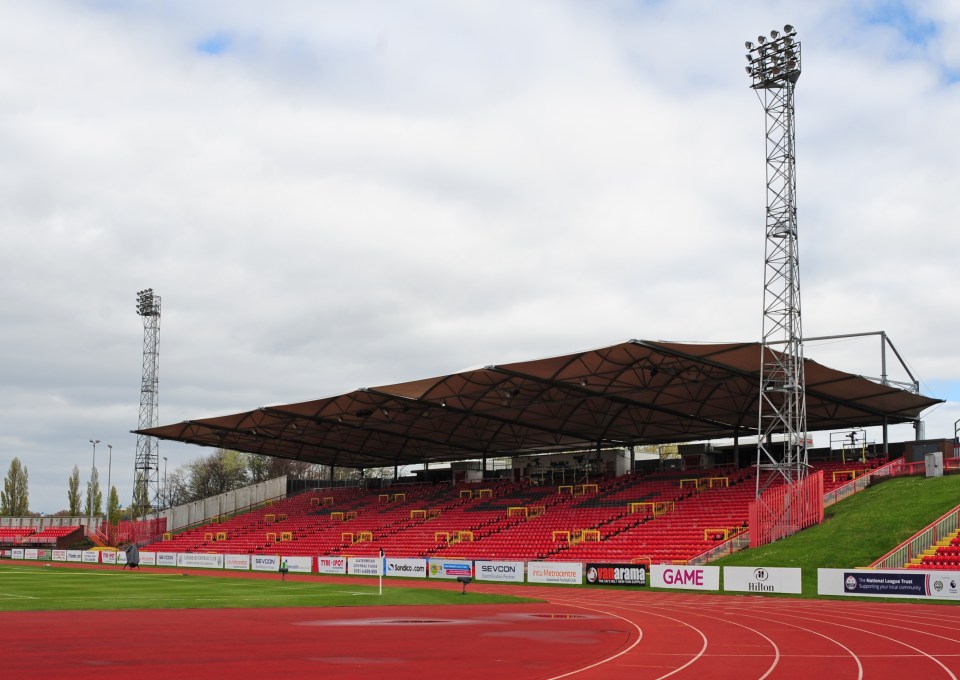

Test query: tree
[92,469,103,516]
[67,466,82,516]
[188,449,249,499]
[107,486,121,524]
[245,453,312,483]
[164,469,189,508]
[158,450,318,509]
[1,458,29,516]
[245,453,271,484]
[132,471,151,518]
[85,467,103,517]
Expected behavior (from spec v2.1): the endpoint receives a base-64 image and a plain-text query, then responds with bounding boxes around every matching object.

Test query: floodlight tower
[745,26,808,493]
[134,288,162,517]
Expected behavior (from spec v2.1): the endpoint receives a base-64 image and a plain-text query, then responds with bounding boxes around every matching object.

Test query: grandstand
[142,457,892,565]
[0,525,82,549]
[131,338,942,566]
[909,537,960,570]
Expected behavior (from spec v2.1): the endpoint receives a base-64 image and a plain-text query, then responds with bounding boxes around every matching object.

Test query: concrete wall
[0,516,102,531]
[161,476,287,531]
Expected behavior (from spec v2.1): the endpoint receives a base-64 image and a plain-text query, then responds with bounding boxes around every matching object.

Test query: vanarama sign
[586,563,646,586]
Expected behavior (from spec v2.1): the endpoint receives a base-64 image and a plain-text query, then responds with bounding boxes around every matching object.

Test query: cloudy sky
[1,0,958,513]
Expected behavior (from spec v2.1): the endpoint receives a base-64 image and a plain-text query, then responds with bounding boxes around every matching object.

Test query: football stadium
[3,12,960,680]
[4,447,960,678]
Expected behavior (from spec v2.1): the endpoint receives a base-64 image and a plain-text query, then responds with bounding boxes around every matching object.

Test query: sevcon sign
[475,561,524,583]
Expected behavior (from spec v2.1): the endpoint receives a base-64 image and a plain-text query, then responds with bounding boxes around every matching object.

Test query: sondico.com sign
[385,558,426,578]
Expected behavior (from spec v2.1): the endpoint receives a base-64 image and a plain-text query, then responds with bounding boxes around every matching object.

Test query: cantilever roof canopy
[138,340,941,470]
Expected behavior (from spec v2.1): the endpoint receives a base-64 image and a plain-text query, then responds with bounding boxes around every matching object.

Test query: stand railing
[871,504,960,569]
[823,457,903,508]
[688,531,751,566]
[898,457,960,476]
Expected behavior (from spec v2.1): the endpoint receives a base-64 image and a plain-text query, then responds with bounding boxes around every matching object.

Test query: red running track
[3,572,960,679]
[530,587,960,679]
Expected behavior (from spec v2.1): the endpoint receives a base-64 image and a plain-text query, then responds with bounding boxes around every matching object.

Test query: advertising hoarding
[650,565,720,591]
[428,559,472,579]
[528,562,582,585]
[475,560,524,583]
[724,566,801,594]
[317,556,348,575]
[585,563,646,586]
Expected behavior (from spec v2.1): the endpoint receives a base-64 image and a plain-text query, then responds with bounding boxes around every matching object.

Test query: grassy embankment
[713,473,960,596]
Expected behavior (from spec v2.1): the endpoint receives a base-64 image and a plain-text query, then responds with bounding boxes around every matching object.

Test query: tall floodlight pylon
[745,26,808,495]
[134,288,161,517]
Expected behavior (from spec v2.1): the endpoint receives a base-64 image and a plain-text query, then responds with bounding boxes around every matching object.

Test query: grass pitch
[0,563,534,612]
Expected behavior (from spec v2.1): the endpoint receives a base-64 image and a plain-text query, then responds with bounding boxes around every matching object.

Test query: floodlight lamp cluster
[744,24,799,88]
[136,288,159,316]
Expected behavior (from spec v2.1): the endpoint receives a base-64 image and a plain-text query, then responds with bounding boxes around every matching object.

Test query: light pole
[135,288,162,517]
[744,25,808,492]
[163,456,168,509]
[89,439,100,527]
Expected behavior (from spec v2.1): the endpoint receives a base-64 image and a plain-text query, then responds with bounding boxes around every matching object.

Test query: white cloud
[1,0,957,511]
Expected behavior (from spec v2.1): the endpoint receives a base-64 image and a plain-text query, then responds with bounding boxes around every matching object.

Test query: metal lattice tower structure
[745,25,808,494]
[134,288,161,517]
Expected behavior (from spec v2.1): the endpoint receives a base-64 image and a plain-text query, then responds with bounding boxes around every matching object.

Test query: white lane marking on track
[543,593,709,680]
[788,614,957,680]
[539,602,644,680]
[550,591,870,680]
[758,608,958,680]
[526,588,957,679]
[558,595,781,679]
[653,602,864,680]
[771,602,960,676]
[775,603,960,647]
